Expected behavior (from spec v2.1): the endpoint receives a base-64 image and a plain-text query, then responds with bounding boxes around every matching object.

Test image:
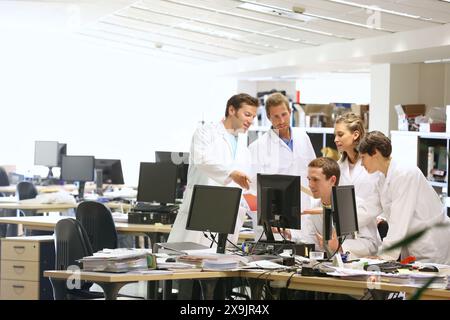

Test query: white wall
[296,73,371,104]
[0,31,237,185]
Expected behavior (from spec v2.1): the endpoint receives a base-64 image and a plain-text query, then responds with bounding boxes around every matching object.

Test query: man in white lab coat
[248,92,316,242]
[168,93,258,247]
[359,131,450,264]
[304,157,381,258]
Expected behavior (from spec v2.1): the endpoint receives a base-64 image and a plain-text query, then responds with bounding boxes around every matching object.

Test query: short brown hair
[335,112,365,161]
[265,92,290,117]
[358,131,392,157]
[308,157,340,185]
[225,93,259,117]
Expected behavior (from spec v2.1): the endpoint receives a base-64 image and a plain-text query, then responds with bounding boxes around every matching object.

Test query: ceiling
[73,0,450,65]
[1,0,449,74]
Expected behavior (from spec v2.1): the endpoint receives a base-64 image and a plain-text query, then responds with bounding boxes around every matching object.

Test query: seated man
[303,157,381,259]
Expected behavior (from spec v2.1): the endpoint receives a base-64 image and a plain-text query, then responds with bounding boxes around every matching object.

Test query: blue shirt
[273,127,293,151]
[225,132,238,159]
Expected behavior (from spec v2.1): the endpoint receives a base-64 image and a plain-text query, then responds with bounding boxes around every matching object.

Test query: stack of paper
[80,248,153,272]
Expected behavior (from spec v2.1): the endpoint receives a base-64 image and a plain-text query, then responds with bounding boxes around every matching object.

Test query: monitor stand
[77,181,86,200]
[216,233,227,254]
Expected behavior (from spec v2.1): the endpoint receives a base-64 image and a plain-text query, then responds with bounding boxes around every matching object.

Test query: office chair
[0,192,18,237]
[76,201,118,253]
[16,181,38,200]
[377,219,389,240]
[0,167,10,186]
[51,218,104,300]
[16,181,52,235]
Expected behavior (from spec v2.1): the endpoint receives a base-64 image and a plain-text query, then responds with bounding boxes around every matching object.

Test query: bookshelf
[391,130,449,214]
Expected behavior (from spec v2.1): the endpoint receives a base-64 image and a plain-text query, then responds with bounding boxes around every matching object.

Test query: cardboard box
[401,104,426,117]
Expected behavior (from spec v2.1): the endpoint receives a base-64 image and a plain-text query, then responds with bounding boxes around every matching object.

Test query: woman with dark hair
[359,131,450,264]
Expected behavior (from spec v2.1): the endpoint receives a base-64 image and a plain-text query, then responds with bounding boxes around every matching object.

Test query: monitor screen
[94,159,124,184]
[137,162,178,204]
[331,185,359,237]
[155,151,189,165]
[34,141,59,167]
[257,174,301,241]
[155,151,189,198]
[57,143,67,166]
[61,155,95,182]
[186,185,242,235]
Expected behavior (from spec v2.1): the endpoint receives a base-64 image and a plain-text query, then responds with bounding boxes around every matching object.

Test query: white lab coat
[248,127,316,242]
[168,121,250,247]
[304,198,381,258]
[337,156,382,254]
[361,159,450,264]
[338,157,379,201]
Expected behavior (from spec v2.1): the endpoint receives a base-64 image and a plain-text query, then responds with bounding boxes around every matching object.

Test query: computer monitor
[257,174,301,242]
[186,185,242,254]
[326,185,359,240]
[137,162,178,205]
[61,155,95,199]
[94,159,124,185]
[155,151,189,198]
[34,141,67,178]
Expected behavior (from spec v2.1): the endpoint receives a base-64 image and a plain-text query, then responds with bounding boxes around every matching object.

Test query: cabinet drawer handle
[12,285,25,289]
[13,246,26,253]
[13,265,25,270]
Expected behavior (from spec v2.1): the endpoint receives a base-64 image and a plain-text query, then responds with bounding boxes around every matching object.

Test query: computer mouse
[165,257,176,263]
[418,265,439,272]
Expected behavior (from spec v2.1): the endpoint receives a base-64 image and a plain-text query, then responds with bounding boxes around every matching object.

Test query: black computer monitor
[94,159,124,184]
[61,155,95,199]
[186,185,242,254]
[325,185,359,241]
[34,141,67,178]
[137,162,178,205]
[155,151,189,199]
[257,174,301,242]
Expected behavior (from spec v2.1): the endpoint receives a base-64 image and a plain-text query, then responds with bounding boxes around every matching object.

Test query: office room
[1,0,450,307]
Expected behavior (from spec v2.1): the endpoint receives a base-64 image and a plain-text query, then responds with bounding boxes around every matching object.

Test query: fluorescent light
[236,0,392,32]
[327,0,445,23]
[130,5,316,45]
[424,58,450,64]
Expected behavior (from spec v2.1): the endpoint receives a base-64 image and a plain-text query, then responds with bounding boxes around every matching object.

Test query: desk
[0,216,254,241]
[0,201,131,213]
[43,269,450,300]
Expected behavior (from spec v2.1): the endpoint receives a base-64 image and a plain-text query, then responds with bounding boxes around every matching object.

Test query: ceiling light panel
[80,28,226,62]
[108,14,281,52]
[327,0,450,23]
[90,24,250,59]
[101,17,273,55]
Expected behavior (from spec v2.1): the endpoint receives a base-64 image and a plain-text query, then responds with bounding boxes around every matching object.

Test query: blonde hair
[265,92,290,117]
[335,112,365,162]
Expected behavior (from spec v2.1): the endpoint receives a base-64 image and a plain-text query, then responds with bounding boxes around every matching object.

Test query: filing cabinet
[1,236,55,300]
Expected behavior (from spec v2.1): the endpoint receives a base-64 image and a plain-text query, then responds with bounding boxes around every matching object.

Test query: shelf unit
[391,130,450,215]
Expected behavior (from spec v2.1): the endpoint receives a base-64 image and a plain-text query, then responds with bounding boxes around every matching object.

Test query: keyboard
[133,203,179,213]
[364,261,410,274]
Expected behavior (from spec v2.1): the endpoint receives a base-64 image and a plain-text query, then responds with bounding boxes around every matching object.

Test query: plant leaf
[409,276,439,300]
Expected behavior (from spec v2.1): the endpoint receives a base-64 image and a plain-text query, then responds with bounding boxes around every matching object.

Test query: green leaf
[382,222,448,253]
[409,276,439,300]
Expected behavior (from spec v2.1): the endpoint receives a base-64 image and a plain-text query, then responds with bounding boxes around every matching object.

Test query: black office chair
[377,219,389,240]
[51,218,104,300]
[16,181,52,236]
[16,181,38,200]
[76,201,118,253]
[0,167,10,186]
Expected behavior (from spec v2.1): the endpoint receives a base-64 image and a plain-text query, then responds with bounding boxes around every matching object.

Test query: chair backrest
[377,220,389,240]
[16,181,38,200]
[54,218,93,271]
[0,167,9,186]
[76,201,118,252]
